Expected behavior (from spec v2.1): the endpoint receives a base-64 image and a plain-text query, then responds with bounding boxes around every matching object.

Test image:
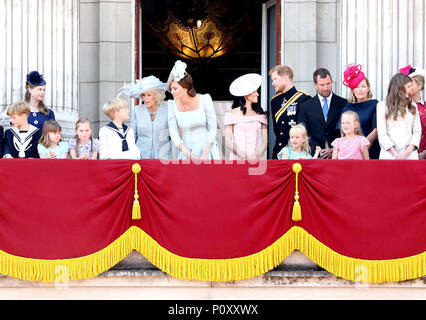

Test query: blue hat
[26,71,46,86]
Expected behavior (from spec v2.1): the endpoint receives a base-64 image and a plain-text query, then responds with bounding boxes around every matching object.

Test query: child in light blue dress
[37,120,69,159]
[277,124,320,159]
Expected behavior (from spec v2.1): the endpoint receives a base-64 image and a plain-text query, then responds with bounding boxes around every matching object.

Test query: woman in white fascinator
[167,60,220,160]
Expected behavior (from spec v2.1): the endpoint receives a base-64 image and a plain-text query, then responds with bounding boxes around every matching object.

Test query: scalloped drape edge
[0,226,424,283]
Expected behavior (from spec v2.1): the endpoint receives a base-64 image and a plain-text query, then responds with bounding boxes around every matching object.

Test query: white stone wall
[79,0,133,137]
[0,0,79,138]
[341,0,426,101]
[282,0,342,96]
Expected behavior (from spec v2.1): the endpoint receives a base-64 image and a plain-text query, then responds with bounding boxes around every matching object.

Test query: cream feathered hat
[166,60,188,91]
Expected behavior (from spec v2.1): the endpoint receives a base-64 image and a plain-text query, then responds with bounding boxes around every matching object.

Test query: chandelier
[143,0,251,61]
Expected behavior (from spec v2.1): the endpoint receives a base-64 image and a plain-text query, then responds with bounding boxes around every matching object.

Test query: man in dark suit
[269,65,311,159]
[297,68,347,158]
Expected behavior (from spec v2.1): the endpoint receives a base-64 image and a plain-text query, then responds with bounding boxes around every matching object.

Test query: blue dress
[130,101,172,159]
[337,99,380,159]
[168,94,220,160]
[28,109,55,129]
[277,146,312,159]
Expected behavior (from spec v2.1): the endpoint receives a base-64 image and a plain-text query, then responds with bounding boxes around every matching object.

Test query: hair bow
[171,60,187,82]
[26,71,46,86]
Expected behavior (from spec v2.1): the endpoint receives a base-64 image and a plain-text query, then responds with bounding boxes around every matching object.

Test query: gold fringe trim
[0,226,424,283]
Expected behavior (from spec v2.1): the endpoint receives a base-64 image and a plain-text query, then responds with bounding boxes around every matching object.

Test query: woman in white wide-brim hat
[167,60,220,161]
[224,73,268,160]
[118,75,172,159]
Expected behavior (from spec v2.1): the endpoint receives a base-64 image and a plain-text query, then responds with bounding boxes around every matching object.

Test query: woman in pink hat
[224,73,268,160]
[341,64,380,158]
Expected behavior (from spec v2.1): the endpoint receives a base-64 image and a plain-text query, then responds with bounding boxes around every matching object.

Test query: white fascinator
[167,60,188,91]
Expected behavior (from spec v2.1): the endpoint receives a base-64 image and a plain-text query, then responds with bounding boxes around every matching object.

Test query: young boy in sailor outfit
[99,98,140,159]
[3,101,41,158]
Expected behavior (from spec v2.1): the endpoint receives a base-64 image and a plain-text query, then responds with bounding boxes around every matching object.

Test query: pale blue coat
[130,101,172,159]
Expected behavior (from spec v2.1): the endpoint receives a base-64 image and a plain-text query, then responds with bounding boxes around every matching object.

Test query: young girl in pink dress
[332,110,370,159]
[224,74,268,160]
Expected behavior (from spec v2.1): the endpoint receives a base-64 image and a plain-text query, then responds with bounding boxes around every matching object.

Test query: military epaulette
[271,92,285,100]
[297,90,310,97]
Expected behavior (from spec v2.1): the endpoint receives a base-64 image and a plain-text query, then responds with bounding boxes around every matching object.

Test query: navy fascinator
[26,71,46,86]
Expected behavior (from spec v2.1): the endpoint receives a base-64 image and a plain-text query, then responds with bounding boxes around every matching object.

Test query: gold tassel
[132,163,142,220]
[292,163,302,222]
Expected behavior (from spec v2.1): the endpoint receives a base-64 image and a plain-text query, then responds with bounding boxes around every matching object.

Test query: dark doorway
[140,0,264,101]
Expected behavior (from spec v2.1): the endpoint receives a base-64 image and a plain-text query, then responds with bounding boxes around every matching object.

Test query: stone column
[282,0,342,96]
[341,0,426,101]
[79,0,133,137]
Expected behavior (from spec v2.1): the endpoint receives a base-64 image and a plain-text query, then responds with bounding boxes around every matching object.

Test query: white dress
[168,94,220,160]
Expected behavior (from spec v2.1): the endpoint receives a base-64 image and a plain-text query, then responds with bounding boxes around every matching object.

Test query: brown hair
[177,73,196,97]
[313,68,332,83]
[24,82,50,116]
[7,101,30,116]
[39,120,62,148]
[385,73,416,120]
[340,110,364,136]
[348,77,374,103]
[268,65,294,80]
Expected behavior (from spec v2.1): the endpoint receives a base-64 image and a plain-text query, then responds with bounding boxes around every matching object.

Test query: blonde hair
[269,65,294,80]
[7,101,30,116]
[348,77,373,103]
[340,110,364,136]
[412,75,425,91]
[74,118,94,158]
[39,120,62,148]
[102,98,128,120]
[288,124,311,154]
[143,89,166,105]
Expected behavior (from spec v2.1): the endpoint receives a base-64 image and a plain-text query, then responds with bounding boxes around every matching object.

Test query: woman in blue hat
[25,71,55,129]
[118,75,172,159]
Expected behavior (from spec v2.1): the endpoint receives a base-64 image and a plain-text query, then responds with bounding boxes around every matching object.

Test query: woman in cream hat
[224,73,268,160]
[118,75,172,159]
[167,60,220,160]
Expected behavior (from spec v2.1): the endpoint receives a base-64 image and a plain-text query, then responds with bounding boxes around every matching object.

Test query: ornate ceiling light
[143,0,251,61]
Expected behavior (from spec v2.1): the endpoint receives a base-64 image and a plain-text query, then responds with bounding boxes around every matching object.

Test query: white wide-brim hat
[117,75,167,99]
[229,73,262,97]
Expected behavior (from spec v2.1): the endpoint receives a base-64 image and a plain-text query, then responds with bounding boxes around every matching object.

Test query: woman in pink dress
[224,74,268,160]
